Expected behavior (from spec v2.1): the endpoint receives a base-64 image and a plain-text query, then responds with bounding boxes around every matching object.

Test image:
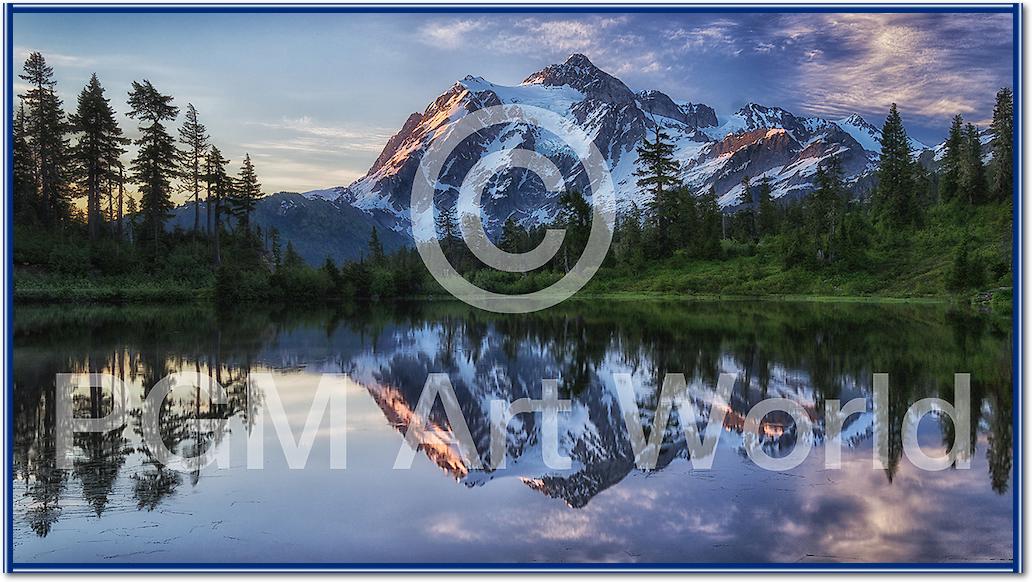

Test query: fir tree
[12,103,36,221]
[756,176,777,238]
[178,104,209,233]
[500,216,524,253]
[989,87,1013,201]
[69,74,129,240]
[127,79,179,250]
[231,153,261,230]
[696,186,722,259]
[283,240,303,268]
[874,103,917,227]
[270,227,282,267]
[206,145,230,267]
[19,52,73,224]
[558,190,591,270]
[616,204,645,267]
[635,126,681,250]
[807,160,847,263]
[435,200,460,246]
[735,176,756,242]
[960,123,987,205]
[939,114,965,203]
[368,226,385,264]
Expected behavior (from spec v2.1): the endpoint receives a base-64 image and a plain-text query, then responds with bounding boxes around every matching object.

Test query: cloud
[783,14,1012,123]
[247,116,393,154]
[419,19,486,49]
[14,46,96,69]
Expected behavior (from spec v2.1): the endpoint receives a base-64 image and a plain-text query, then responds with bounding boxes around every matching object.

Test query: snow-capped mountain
[327,53,935,233]
[170,54,947,263]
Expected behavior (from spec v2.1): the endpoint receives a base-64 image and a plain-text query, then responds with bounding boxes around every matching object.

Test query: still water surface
[12,300,1014,564]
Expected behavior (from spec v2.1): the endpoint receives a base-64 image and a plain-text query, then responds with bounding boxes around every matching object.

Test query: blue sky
[13,10,1014,198]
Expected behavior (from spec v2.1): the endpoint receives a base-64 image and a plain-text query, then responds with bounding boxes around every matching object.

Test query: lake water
[11,300,1014,566]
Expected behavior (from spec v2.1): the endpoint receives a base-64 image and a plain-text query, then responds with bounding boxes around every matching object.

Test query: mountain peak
[522,54,634,105]
[838,113,875,129]
[564,53,595,68]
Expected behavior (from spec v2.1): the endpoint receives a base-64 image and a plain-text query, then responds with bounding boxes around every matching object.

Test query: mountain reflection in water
[12,300,1014,564]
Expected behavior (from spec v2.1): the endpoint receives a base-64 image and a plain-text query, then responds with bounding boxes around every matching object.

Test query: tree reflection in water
[12,300,1013,537]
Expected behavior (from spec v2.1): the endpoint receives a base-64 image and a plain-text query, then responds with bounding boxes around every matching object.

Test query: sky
[13,10,1015,200]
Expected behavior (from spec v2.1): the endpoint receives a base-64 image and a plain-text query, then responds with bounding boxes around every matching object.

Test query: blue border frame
[2,2,1022,573]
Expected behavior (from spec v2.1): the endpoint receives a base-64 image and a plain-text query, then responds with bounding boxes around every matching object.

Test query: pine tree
[179,104,209,233]
[874,103,917,227]
[635,126,681,251]
[989,87,1013,201]
[435,200,459,245]
[697,186,722,259]
[231,153,261,230]
[756,176,777,238]
[69,74,129,240]
[500,216,523,253]
[206,145,230,268]
[939,114,965,203]
[558,190,591,270]
[127,79,179,251]
[283,240,303,268]
[735,176,756,242]
[616,204,645,267]
[960,123,987,205]
[12,102,36,221]
[368,226,385,264]
[19,52,73,224]
[270,227,282,267]
[672,186,698,252]
[807,160,847,263]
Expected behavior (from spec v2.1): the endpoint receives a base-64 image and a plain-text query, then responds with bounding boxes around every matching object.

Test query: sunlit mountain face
[12,301,1012,563]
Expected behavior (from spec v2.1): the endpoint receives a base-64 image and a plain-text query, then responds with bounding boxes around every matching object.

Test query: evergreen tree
[368,226,385,264]
[696,186,722,259]
[270,227,282,267]
[989,87,1013,201]
[960,123,987,205]
[939,114,965,203]
[19,52,73,224]
[435,199,460,248]
[735,176,756,242]
[807,160,847,263]
[874,103,917,227]
[557,190,591,270]
[283,240,303,268]
[616,204,645,267]
[231,153,261,230]
[635,126,681,251]
[178,104,209,233]
[500,216,524,253]
[322,257,342,292]
[756,176,777,238]
[69,74,129,240]
[127,80,179,250]
[12,102,36,221]
[206,145,230,267]
[672,186,698,252]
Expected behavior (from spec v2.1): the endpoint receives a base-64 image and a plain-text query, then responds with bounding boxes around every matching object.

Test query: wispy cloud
[419,18,487,49]
[247,116,393,154]
[790,14,1012,123]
